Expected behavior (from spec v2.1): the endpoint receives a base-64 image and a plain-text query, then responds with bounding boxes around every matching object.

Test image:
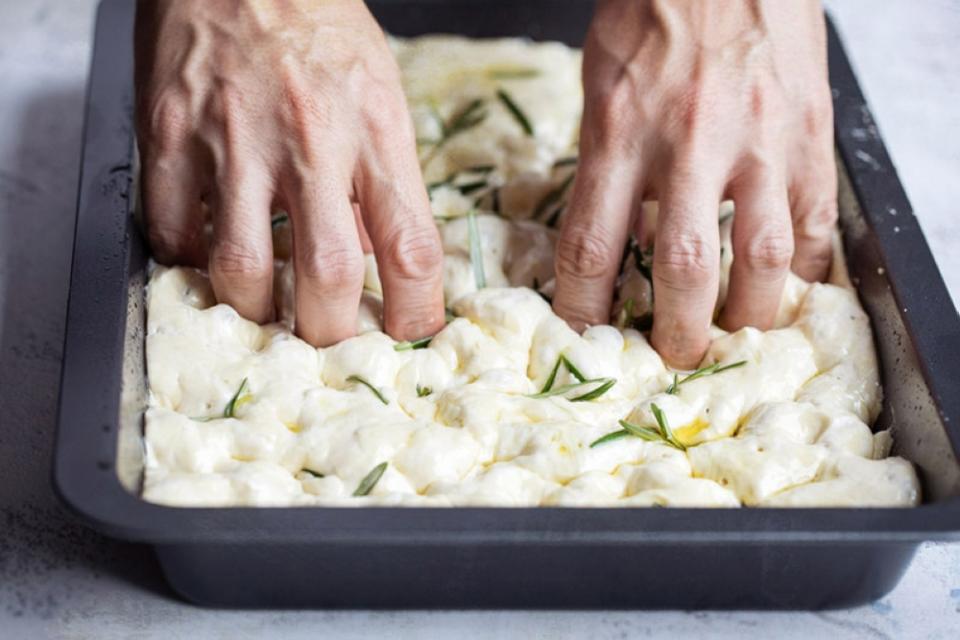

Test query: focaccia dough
[141,36,919,509]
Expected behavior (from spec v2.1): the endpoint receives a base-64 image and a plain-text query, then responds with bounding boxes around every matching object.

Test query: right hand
[553,0,837,368]
[135,0,445,346]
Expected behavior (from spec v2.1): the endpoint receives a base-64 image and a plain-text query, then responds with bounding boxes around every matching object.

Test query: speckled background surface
[1,1,958,638]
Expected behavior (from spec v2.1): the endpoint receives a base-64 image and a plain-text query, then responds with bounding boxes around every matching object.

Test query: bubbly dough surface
[141,36,919,508]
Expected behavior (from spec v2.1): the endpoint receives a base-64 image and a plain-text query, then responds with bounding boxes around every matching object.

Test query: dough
[141,36,919,508]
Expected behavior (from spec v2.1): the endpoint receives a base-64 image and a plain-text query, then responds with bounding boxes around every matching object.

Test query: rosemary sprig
[650,402,680,447]
[271,213,289,228]
[346,374,388,405]
[223,378,250,418]
[455,180,489,195]
[665,360,747,395]
[487,67,541,80]
[416,385,433,398]
[442,98,488,144]
[617,402,685,450]
[394,336,432,351]
[539,354,587,393]
[421,99,489,166]
[528,377,616,402]
[353,461,388,497]
[589,429,631,448]
[301,468,324,479]
[465,164,497,173]
[467,209,487,289]
[552,156,578,167]
[533,172,575,220]
[496,89,534,137]
[570,378,617,402]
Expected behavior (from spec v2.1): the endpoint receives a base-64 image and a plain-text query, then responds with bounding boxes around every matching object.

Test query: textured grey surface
[0,1,958,638]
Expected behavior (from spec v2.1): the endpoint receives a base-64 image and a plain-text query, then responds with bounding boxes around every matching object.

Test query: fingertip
[651,319,710,370]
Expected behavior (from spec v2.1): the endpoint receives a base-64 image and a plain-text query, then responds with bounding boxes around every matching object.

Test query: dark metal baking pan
[54,0,960,609]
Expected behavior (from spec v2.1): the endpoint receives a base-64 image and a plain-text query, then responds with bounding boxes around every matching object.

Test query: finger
[140,150,207,268]
[287,176,366,346]
[357,146,445,342]
[650,167,723,369]
[789,165,838,282]
[208,167,275,324]
[720,169,794,331]
[553,153,640,330]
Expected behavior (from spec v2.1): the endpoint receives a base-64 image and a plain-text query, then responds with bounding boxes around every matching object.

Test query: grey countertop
[1,1,958,638]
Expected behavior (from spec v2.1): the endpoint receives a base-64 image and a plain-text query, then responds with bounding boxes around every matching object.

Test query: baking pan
[54,0,960,609]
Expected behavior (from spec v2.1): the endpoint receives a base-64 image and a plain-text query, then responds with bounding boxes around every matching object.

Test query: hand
[553,0,836,368]
[135,0,445,346]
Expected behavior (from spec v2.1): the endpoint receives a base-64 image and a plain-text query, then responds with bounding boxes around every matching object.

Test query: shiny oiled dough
[141,36,919,508]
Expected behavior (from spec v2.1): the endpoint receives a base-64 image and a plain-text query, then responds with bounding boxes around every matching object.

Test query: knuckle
[299,245,364,290]
[147,223,193,262]
[381,224,443,282]
[654,232,717,288]
[738,229,794,272]
[280,71,323,127]
[794,200,838,240]
[555,226,619,281]
[143,96,192,154]
[210,240,271,280]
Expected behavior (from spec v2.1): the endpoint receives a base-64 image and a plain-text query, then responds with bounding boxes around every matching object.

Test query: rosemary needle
[346,375,388,405]
[665,360,747,394]
[487,67,541,80]
[223,378,250,418]
[540,354,589,394]
[353,462,388,497]
[496,89,534,137]
[589,429,631,448]
[596,404,685,450]
[529,377,616,402]
[394,336,432,351]
[467,209,487,289]
[533,172,575,220]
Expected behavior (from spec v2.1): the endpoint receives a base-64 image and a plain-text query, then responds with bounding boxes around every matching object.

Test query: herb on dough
[487,67,541,80]
[533,172,575,221]
[467,209,487,289]
[610,402,686,450]
[353,462,388,497]
[224,378,251,418]
[539,354,587,393]
[496,88,534,137]
[394,336,432,351]
[529,377,617,402]
[665,360,747,395]
[589,429,631,448]
[346,375,388,405]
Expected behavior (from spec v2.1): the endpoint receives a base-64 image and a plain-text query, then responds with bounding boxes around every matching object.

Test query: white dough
[141,36,919,509]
